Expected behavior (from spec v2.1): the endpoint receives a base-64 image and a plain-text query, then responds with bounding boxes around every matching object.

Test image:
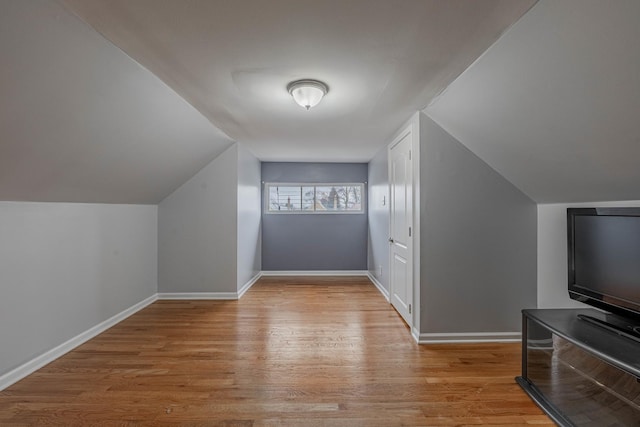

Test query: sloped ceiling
[60,0,535,163]
[0,0,232,204]
[426,0,640,203]
[1,0,539,204]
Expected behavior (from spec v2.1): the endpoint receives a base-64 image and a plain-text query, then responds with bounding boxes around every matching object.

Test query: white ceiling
[426,0,640,203]
[60,0,535,163]
[0,0,232,204]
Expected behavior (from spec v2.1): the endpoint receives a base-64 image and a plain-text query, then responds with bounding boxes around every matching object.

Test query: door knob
[388,238,394,243]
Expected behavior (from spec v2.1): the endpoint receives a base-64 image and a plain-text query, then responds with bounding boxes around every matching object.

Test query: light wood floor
[0,276,551,426]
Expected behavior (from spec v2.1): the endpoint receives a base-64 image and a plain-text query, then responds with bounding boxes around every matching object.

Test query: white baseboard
[238,272,262,298]
[0,294,158,391]
[157,292,238,300]
[158,271,262,301]
[417,331,521,344]
[366,272,389,301]
[412,327,421,343]
[159,270,368,300]
[261,270,368,276]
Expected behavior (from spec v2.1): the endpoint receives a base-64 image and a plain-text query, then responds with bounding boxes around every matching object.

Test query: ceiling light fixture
[287,79,329,110]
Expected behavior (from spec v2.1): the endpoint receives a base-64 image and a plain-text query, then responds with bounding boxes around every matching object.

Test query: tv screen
[568,208,640,322]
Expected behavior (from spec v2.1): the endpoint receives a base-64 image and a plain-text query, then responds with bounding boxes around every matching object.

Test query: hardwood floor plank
[0,276,551,425]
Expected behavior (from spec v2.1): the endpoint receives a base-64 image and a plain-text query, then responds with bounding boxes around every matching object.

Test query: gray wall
[420,114,537,333]
[158,145,238,293]
[0,202,157,376]
[236,144,262,290]
[262,162,368,271]
[367,147,389,291]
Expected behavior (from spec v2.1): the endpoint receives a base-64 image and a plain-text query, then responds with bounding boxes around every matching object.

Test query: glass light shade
[287,80,328,110]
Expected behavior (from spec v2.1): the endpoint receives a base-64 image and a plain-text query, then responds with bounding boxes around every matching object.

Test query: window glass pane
[268,185,302,211]
[314,185,361,211]
[302,186,315,211]
[315,186,336,211]
[343,185,363,211]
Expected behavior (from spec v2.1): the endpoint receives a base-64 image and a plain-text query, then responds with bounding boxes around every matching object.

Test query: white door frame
[387,113,421,341]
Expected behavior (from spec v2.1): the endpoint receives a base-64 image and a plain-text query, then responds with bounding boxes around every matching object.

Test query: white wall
[537,200,640,309]
[367,145,390,293]
[0,202,157,376]
[158,144,238,293]
[237,144,262,290]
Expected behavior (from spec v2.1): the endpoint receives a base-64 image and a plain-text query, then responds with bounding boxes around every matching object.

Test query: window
[265,183,365,214]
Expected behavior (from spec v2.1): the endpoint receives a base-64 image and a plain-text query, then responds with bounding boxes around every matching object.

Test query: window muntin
[266,183,364,214]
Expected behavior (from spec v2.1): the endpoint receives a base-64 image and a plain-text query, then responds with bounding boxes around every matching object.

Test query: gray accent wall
[262,162,368,271]
[420,114,537,334]
[0,202,157,377]
[367,147,389,291]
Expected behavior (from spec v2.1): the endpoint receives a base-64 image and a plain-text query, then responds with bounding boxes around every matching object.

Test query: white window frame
[264,182,366,214]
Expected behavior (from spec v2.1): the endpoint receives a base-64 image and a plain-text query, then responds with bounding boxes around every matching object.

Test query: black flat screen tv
[568,208,640,338]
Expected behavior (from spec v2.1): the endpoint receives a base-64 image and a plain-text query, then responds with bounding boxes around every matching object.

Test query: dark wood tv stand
[516,309,640,426]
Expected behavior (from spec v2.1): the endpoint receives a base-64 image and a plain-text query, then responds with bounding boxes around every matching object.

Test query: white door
[388,127,413,327]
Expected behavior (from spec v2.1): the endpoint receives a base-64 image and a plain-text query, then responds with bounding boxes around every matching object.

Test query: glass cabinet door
[523,316,640,426]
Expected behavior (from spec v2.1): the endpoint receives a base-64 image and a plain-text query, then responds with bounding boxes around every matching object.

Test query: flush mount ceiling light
[287,79,329,110]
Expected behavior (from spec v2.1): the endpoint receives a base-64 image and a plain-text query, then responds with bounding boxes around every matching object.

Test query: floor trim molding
[417,331,521,344]
[412,327,421,344]
[157,292,238,300]
[158,272,263,301]
[0,294,158,391]
[261,270,368,276]
[238,272,262,298]
[366,272,390,301]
